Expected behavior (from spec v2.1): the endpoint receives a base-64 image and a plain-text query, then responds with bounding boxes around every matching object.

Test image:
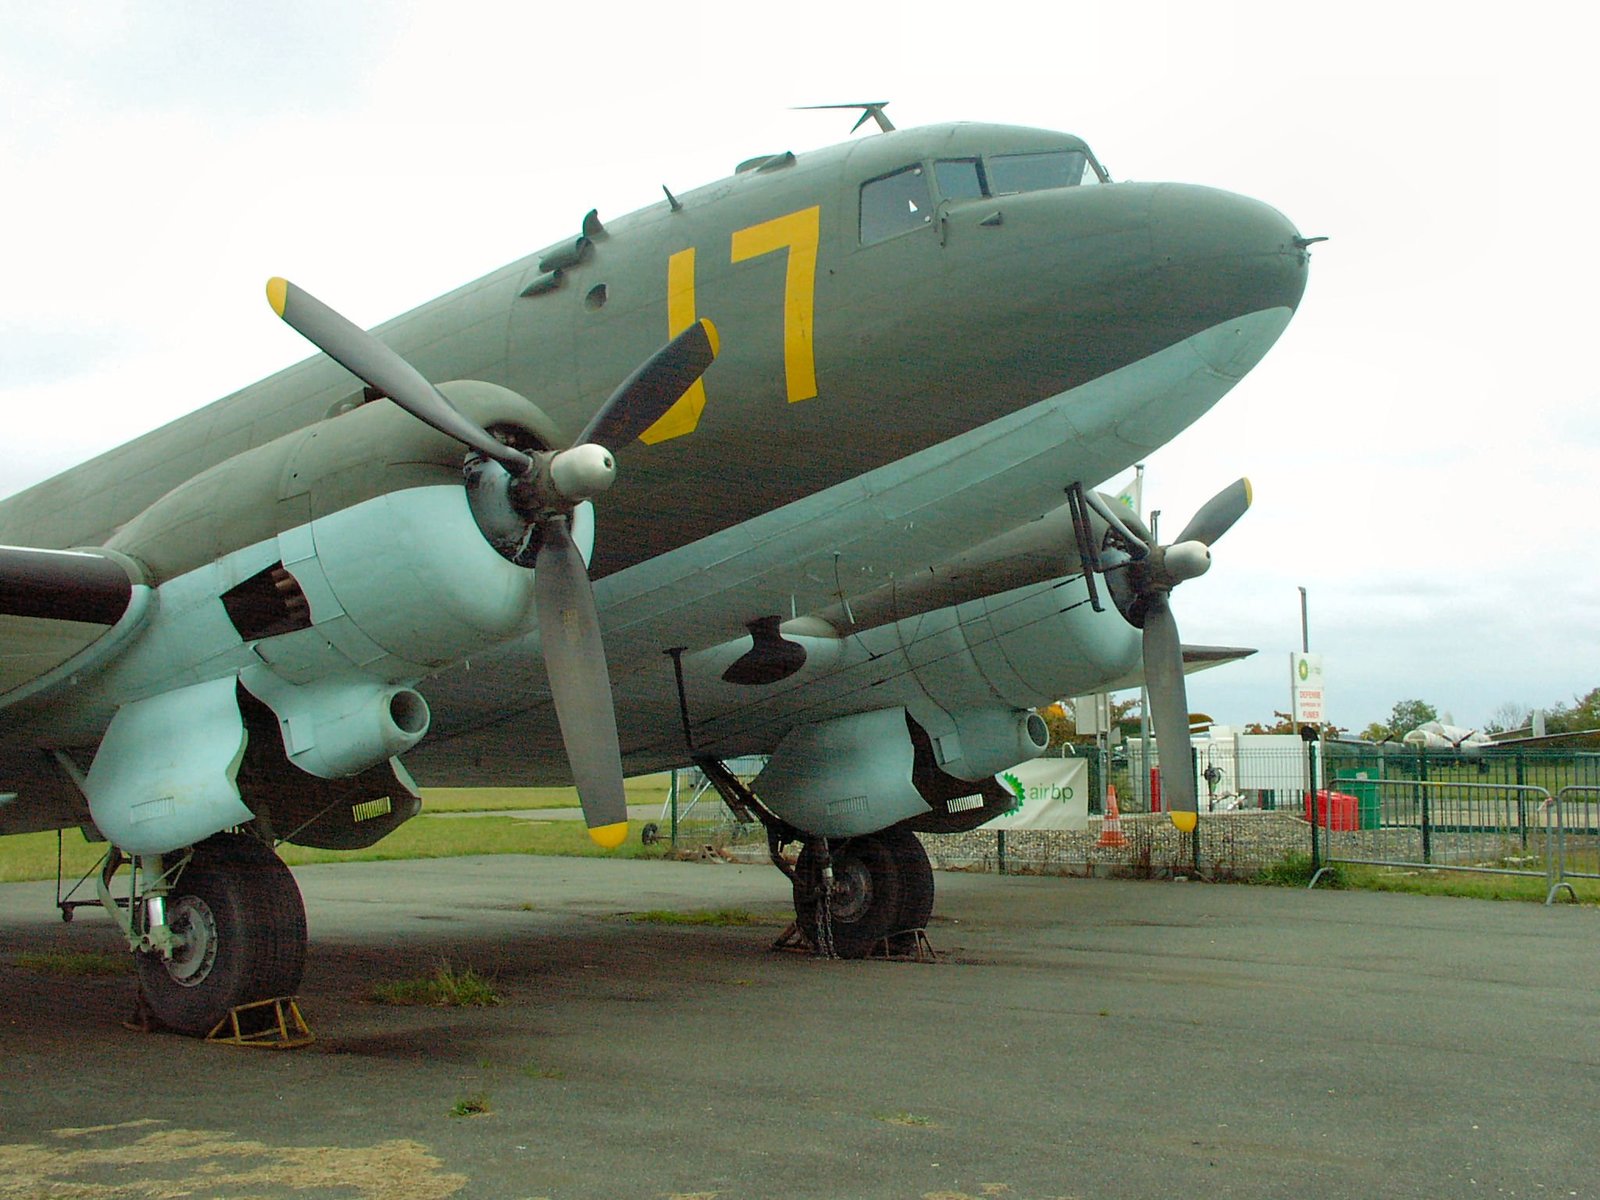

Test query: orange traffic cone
[1097,783,1129,848]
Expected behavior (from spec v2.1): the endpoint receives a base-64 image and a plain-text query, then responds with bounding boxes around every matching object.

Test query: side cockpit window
[860,165,933,245]
[933,158,986,201]
[988,150,1091,195]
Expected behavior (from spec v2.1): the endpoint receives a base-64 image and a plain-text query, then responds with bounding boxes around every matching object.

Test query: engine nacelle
[750,705,1050,839]
[240,671,431,779]
[752,708,932,838]
[927,707,1050,781]
[280,485,541,670]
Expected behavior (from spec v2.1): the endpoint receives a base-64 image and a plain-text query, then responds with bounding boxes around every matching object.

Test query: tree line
[1038,687,1600,746]
[1355,688,1600,742]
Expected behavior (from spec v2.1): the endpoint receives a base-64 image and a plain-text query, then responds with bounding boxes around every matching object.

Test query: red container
[1305,789,1359,831]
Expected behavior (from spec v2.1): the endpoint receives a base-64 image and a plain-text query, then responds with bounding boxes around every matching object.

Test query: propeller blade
[1175,478,1252,547]
[1081,489,1151,558]
[267,277,533,477]
[533,515,629,847]
[577,319,720,449]
[1142,594,1198,831]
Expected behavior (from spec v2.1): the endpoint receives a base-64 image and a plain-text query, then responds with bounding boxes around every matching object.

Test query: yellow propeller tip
[700,317,720,357]
[266,277,288,317]
[588,821,629,850]
[1242,478,1253,508]
[1170,811,1198,834]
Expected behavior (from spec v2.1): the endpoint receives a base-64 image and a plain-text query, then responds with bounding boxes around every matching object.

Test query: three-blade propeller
[268,278,717,846]
[1084,479,1252,832]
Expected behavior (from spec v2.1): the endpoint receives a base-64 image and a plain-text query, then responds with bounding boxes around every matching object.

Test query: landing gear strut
[681,755,938,959]
[104,834,307,1037]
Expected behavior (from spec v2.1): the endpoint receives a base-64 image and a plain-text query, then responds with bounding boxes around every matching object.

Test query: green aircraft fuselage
[0,122,1306,586]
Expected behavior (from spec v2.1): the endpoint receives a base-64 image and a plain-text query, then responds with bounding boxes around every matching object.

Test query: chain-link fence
[643,758,766,852]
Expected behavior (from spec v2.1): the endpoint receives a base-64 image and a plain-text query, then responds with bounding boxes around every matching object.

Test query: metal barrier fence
[1551,786,1600,896]
[640,746,1600,896]
[1306,777,1565,900]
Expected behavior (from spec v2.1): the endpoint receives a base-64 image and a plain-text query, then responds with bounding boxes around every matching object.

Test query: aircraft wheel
[794,835,904,958]
[885,828,934,945]
[135,834,306,1037]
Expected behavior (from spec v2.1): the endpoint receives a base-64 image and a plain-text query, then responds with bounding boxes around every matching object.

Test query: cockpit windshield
[988,150,1094,194]
[860,146,1105,245]
[926,148,1103,207]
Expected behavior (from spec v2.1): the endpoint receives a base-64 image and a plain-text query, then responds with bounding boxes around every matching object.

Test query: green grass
[1255,851,1600,904]
[1253,853,1343,888]
[370,963,501,1007]
[876,1112,936,1128]
[420,774,672,813]
[1340,864,1600,904]
[617,908,779,927]
[14,949,131,976]
[0,779,677,883]
[274,816,669,870]
[0,817,672,883]
[448,1092,492,1118]
[0,829,109,885]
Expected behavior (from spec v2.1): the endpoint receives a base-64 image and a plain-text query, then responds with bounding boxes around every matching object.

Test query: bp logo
[1001,772,1025,815]
[1298,658,1310,681]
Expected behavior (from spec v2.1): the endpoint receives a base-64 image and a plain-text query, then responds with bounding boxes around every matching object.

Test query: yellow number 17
[640,205,820,446]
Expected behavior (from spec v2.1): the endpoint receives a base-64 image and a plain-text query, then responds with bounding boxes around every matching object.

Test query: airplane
[1401,720,1600,755]
[1402,722,1495,752]
[0,108,1311,1035]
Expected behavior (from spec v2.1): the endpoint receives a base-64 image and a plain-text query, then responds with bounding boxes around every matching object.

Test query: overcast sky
[2,1,1594,734]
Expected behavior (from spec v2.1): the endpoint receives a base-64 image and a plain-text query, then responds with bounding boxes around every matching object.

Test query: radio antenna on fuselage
[795,101,895,133]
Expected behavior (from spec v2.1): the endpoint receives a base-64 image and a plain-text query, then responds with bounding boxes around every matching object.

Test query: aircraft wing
[0,546,151,706]
[1487,728,1600,750]
[1093,645,1256,695]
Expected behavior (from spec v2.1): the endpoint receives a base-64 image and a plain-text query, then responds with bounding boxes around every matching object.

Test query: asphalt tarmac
[2,856,1597,1200]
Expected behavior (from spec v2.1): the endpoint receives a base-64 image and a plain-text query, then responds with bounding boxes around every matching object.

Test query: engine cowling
[238,672,431,780]
[267,484,542,672]
[752,708,932,838]
[927,707,1050,781]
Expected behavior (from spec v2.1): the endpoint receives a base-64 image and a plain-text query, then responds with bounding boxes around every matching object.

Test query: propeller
[268,277,718,846]
[1083,479,1252,832]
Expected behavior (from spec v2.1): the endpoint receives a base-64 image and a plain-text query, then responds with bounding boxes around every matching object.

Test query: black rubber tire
[793,836,904,958]
[885,828,935,942]
[135,835,306,1037]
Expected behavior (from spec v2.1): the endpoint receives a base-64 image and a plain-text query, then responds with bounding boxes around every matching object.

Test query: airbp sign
[1290,652,1326,725]
[982,758,1089,830]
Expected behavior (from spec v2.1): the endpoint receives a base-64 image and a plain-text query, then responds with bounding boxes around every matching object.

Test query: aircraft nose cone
[1148,182,1309,328]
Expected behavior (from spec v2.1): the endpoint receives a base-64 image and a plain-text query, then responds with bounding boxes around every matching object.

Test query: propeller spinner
[268,277,718,846]
[1083,479,1251,833]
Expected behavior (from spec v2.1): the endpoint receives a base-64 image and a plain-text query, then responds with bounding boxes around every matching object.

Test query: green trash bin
[1336,770,1381,830]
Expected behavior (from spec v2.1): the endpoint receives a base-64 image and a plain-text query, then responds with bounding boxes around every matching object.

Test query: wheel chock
[205,997,314,1048]
[771,921,811,953]
[870,929,937,963]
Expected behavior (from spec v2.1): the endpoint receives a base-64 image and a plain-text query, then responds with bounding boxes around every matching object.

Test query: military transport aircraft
[0,111,1311,1034]
[1403,722,1496,752]
[1402,721,1600,755]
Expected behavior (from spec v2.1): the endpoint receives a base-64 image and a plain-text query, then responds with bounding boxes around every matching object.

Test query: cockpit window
[933,158,986,201]
[987,150,1091,195]
[860,165,933,245]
